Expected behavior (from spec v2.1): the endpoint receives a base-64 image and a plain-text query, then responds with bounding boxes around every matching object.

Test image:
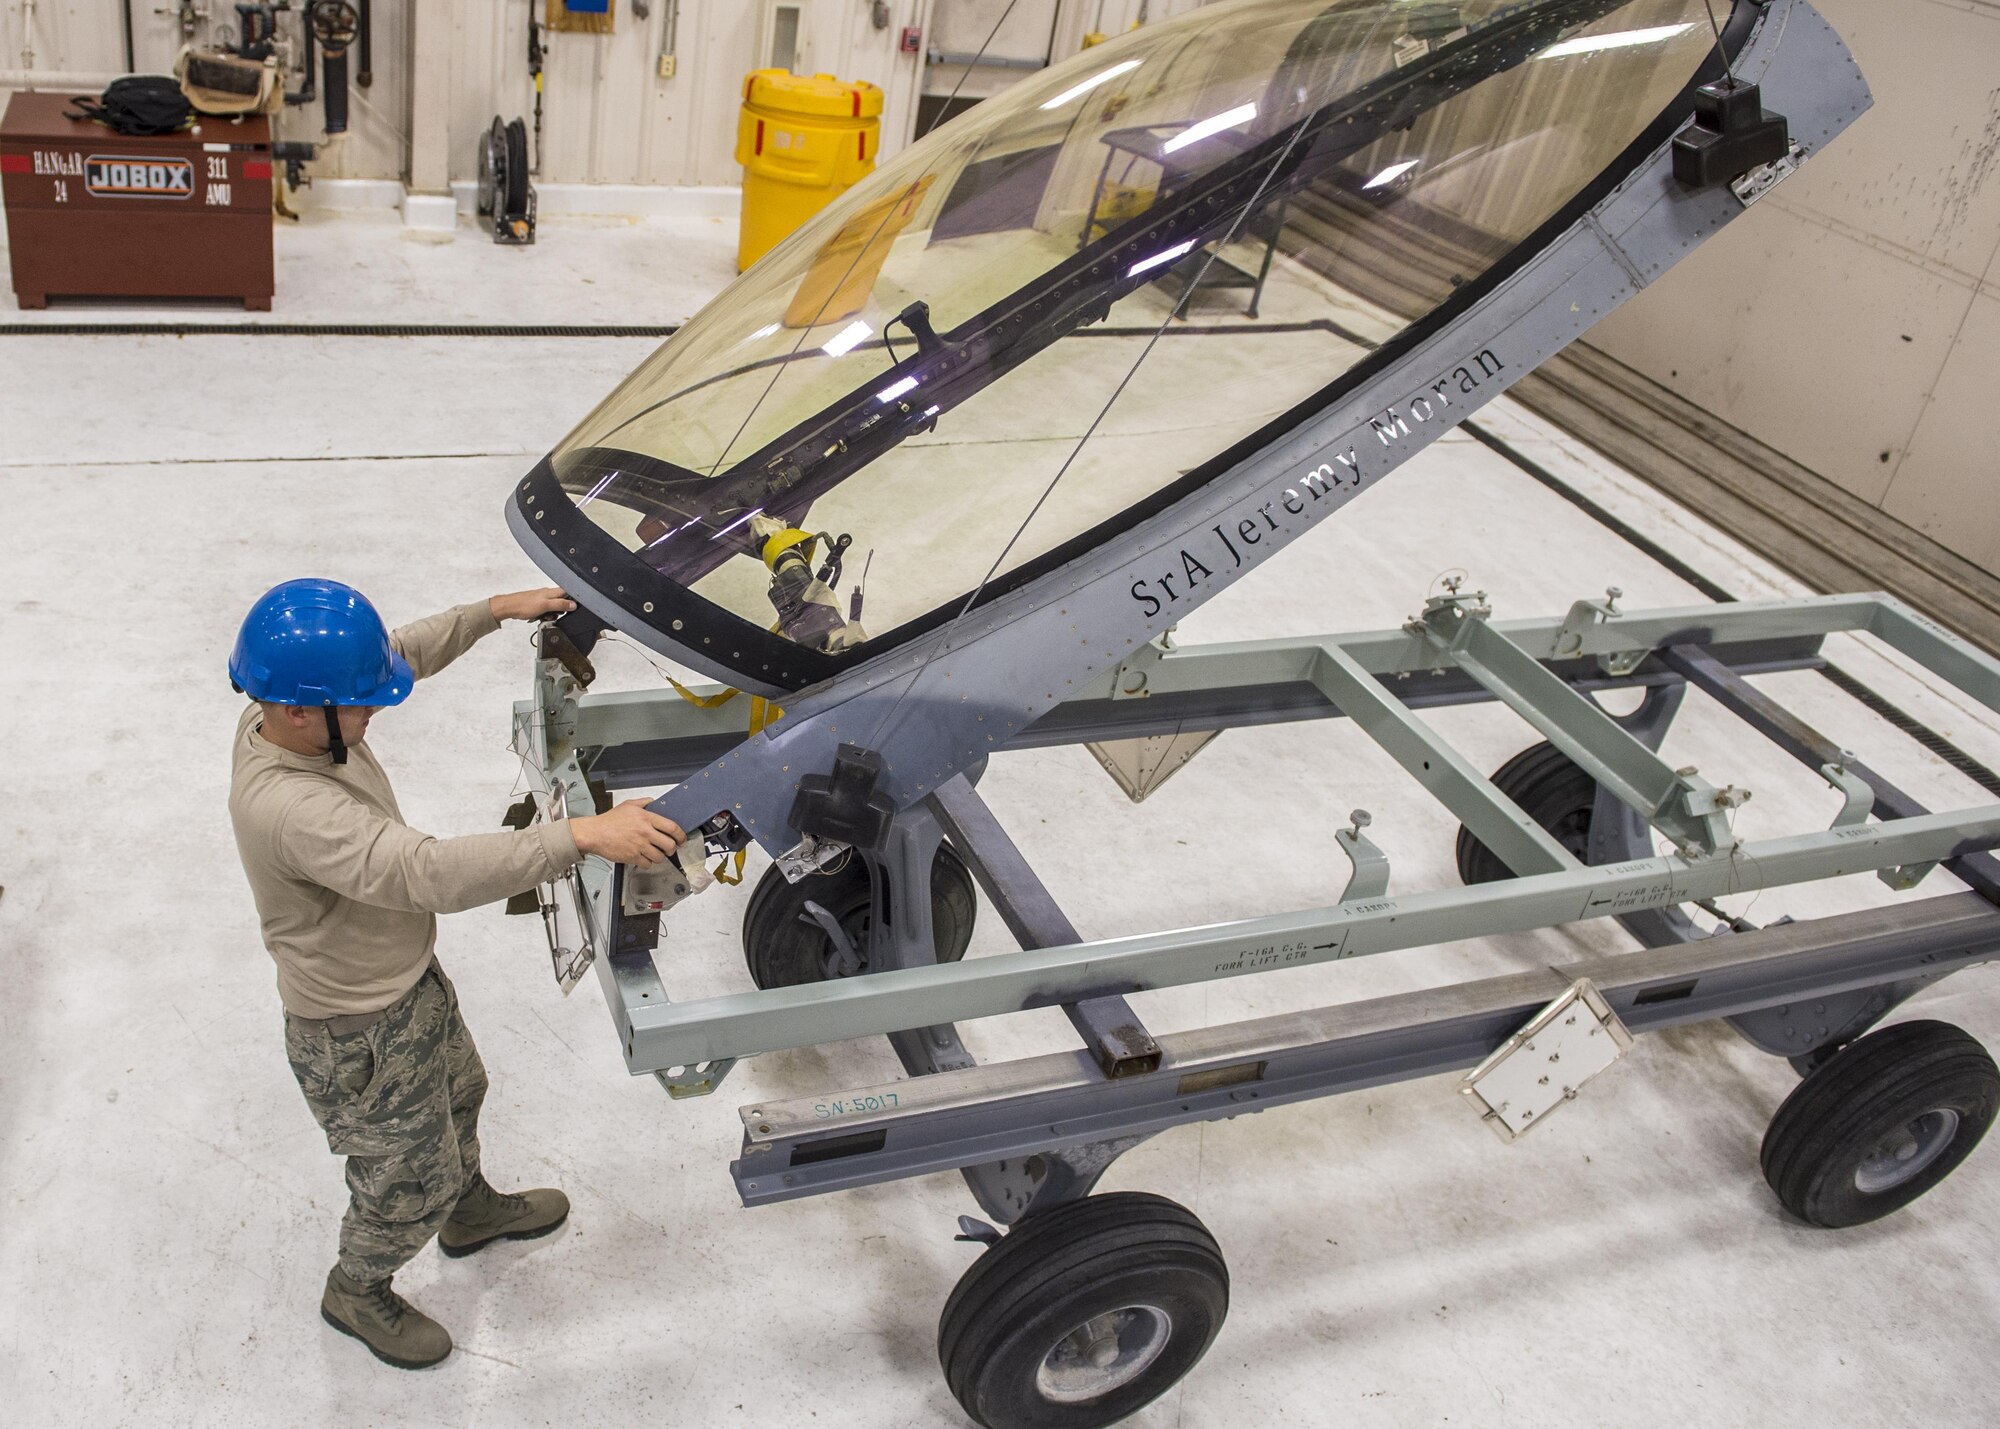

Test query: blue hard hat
[229,578,414,707]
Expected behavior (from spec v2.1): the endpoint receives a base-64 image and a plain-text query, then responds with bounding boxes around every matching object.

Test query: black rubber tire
[502,118,530,216]
[740,844,976,990]
[1456,741,1598,885]
[938,1193,1228,1429]
[1761,1019,1998,1228]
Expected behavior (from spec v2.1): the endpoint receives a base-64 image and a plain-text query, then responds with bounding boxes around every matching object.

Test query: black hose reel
[477,116,537,245]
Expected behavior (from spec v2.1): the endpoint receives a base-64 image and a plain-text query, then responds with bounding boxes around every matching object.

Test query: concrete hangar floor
[2,206,1996,1428]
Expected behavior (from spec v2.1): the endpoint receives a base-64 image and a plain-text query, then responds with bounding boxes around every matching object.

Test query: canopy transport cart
[502,6,1977,1425]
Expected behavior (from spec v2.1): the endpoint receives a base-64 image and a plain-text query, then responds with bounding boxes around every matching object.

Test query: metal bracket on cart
[1336,811,1391,902]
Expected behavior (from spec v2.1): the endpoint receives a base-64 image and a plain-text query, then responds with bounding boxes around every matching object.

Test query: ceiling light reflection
[1128,239,1197,278]
[644,514,705,548]
[575,472,618,507]
[1040,59,1142,111]
[1537,22,1697,60]
[713,508,765,540]
[1162,102,1257,155]
[1363,159,1420,190]
[821,320,872,357]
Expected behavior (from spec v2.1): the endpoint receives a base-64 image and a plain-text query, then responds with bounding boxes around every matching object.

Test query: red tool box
[1,92,275,310]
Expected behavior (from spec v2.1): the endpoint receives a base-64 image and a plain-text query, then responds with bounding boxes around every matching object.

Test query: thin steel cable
[1700,0,1735,82]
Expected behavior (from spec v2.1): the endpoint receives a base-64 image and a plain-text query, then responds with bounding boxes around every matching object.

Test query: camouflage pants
[284,964,486,1284]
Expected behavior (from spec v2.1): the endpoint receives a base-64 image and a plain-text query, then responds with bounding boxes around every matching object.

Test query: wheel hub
[1854,1108,1959,1194]
[1034,1304,1172,1404]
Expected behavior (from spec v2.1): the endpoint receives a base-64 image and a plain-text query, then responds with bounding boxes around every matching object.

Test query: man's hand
[571,799,687,868]
[490,587,578,623]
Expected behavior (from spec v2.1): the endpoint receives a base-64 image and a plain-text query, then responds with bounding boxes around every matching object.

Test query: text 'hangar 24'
[7,3,2000,1428]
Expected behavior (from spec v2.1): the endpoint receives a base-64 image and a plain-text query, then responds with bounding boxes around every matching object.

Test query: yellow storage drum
[734,70,884,272]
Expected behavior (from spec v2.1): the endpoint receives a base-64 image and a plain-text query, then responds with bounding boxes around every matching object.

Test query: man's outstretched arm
[277,789,685,915]
[390,587,578,681]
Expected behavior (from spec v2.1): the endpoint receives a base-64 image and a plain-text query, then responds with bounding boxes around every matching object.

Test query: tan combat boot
[438,1175,570,1258]
[320,1266,453,1369]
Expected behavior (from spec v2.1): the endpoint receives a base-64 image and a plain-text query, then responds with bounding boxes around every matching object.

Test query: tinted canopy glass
[538,0,1720,673]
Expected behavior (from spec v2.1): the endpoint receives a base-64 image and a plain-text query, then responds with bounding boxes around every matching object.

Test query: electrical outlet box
[658,54,677,79]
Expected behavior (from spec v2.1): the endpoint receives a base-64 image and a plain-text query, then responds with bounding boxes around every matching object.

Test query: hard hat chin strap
[323,705,348,766]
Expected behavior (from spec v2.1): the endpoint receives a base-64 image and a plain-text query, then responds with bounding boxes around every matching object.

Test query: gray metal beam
[567,596,1863,747]
[574,628,1829,790]
[619,805,2000,1072]
[731,894,2000,1205]
[925,776,1162,1078]
[1309,641,1579,876]
[1869,597,2000,719]
[1449,612,1686,822]
[1661,642,2000,903]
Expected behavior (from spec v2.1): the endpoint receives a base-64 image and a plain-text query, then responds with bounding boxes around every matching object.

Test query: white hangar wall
[0,1,1212,187]
[1585,0,2000,576]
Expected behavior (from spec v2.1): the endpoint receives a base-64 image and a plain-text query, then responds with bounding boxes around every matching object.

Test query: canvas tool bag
[176,48,281,116]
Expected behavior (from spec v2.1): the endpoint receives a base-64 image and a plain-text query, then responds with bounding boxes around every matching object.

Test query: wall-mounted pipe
[356,0,372,87]
[284,7,319,106]
[121,0,137,72]
[924,48,1043,70]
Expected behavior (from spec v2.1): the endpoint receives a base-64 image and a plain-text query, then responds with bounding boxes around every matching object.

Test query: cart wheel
[1760,1020,1998,1228]
[1456,741,1597,885]
[740,844,976,989]
[938,1192,1228,1429]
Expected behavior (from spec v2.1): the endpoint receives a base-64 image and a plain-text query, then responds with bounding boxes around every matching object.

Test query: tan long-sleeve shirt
[229,601,582,1018]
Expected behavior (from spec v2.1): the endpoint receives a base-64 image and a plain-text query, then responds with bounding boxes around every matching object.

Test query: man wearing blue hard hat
[228,578,685,1369]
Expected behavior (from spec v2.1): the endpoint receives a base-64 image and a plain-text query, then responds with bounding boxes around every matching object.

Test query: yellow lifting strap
[662,678,784,886]
[760,527,818,571]
[664,675,739,710]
